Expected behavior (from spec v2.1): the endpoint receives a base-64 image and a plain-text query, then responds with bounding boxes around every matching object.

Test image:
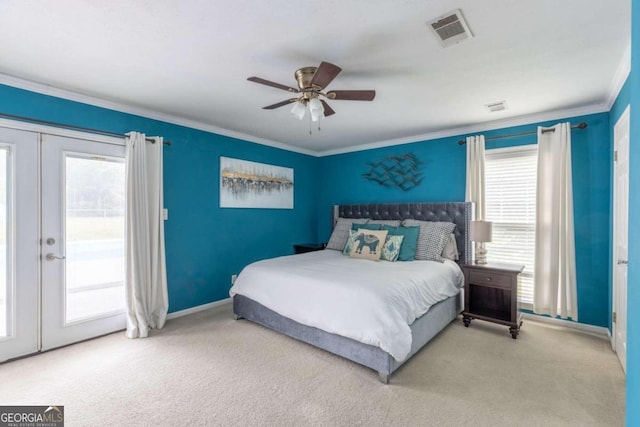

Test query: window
[485,145,537,305]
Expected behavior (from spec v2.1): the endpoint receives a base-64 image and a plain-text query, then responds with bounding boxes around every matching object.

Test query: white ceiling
[0,1,630,154]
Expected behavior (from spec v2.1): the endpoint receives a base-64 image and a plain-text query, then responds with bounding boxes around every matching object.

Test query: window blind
[484,145,537,305]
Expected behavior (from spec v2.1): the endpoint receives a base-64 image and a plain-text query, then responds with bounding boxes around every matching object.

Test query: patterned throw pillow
[381,235,405,262]
[348,229,389,261]
[343,230,359,255]
[326,218,368,251]
[381,225,420,261]
[402,220,456,262]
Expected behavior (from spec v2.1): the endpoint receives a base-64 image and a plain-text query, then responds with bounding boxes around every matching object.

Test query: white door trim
[611,104,629,372]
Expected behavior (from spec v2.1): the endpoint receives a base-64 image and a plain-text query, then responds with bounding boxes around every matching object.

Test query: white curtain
[465,135,486,220]
[125,132,169,338]
[533,123,577,320]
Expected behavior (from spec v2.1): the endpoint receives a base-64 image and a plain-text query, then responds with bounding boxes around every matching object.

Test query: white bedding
[229,250,464,362]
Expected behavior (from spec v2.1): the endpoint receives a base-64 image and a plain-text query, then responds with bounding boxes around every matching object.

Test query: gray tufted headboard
[333,202,474,266]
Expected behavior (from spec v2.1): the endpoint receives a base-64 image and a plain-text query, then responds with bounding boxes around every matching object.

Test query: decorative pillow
[381,225,420,261]
[326,218,369,251]
[342,230,359,255]
[381,235,405,262]
[401,220,456,262]
[351,223,382,231]
[348,229,389,261]
[367,219,401,227]
[441,233,459,260]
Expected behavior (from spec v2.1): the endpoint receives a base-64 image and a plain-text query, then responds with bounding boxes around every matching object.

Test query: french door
[0,126,126,362]
[0,127,39,361]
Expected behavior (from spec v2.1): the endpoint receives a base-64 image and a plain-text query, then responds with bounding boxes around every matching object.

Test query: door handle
[46,253,66,261]
[617,260,628,265]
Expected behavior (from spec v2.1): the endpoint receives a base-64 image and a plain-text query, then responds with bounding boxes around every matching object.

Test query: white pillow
[441,234,459,260]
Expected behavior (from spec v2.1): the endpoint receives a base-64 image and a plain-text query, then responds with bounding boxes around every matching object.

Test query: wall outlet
[231,274,237,285]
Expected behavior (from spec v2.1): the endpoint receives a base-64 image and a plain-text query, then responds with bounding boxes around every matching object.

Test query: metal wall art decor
[220,157,294,209]
[362,153,424,191]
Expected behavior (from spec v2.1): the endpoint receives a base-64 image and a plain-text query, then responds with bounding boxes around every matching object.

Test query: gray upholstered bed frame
[233,202,473,383]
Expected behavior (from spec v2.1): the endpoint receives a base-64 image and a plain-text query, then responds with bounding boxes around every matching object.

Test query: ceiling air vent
[485,101,508,113]
[428,9,473,47]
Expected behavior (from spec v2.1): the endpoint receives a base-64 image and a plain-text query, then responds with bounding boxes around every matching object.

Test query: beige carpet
[0,304,625,426]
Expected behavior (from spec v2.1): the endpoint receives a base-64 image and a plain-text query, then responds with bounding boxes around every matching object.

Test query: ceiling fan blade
[248,77,299,93]
[320,100,335,117]
[263,98,298,109]
[326,90,376,101]
[310,62,342,89]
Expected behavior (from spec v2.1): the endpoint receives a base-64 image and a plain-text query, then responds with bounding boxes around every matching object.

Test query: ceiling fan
[247,61,376,120]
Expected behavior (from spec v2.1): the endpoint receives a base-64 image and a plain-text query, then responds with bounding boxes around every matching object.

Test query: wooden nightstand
[293,243,326,254]
[462,263,525,339]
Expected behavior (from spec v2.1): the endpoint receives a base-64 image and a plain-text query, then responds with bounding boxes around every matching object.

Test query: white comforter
[229,250,464,362]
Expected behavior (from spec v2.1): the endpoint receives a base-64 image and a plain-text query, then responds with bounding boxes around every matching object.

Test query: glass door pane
[0,148,9,337]
[0,126,38,362]
[65,155,125,323]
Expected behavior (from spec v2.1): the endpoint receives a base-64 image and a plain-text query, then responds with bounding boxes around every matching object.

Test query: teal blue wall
[0,82,619,331]
[625,1,639,424]
[318,112,611,328]
[609,77,630,331]
[0,84,319,313]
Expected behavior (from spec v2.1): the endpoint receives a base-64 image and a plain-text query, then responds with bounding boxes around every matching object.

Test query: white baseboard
[522,313,610,339]
[166,298,232,320]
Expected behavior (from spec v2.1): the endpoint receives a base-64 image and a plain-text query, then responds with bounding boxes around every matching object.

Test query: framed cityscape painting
[220,157,294,209]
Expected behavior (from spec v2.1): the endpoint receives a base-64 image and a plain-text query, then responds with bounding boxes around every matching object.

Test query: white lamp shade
[308,98,324,122]
[470,220,492,243]
[290,101,306,120]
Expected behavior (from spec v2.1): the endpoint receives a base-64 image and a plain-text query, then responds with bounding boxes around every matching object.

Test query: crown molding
[316,103,609,156]
[0,71,616,159]
[605,40,631,109]
[0,73,316,157]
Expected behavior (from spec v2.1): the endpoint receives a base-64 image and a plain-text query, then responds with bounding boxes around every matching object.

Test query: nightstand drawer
[469,270,511,288]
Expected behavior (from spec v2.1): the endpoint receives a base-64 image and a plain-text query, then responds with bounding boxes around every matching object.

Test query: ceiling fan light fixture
[248,61,375,128]
[309,97,325,122]
[290,100,307,120]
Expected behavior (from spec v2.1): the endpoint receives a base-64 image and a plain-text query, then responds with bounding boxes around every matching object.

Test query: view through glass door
[41,133,126,350]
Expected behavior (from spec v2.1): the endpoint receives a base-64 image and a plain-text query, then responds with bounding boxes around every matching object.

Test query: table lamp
[470,220,492,265]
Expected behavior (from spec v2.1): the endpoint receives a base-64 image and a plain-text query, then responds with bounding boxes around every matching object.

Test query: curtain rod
[457,122,587,145]
[0,112,172,146]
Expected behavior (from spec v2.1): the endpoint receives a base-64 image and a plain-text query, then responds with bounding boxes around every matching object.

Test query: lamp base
[474,243,488,265]
[475,256,487,265]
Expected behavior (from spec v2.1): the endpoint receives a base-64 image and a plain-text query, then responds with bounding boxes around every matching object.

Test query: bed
[231,202,473,383]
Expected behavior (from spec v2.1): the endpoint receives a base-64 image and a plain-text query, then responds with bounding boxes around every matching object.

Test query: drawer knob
[486,277,492,281]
